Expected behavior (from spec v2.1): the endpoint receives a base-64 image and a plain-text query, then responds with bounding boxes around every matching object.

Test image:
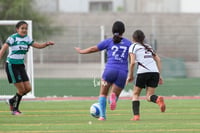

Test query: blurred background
[0,0,200,97]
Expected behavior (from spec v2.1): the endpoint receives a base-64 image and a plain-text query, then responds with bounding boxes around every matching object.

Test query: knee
[133,91,140,97]
[21,85,31,95]
[26,86,32,93]
[24,82,32,93]
[146,97,151,102]
[146,94,151,102]
[22,88,31,96]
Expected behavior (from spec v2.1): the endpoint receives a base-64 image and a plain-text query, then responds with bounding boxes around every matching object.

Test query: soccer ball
[90,103,100,118]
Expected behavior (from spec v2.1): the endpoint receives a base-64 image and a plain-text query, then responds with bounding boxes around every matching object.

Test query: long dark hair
[133,30,156,56]
[112,21,125,44]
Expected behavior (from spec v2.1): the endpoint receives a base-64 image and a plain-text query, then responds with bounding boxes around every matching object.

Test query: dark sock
[9,94,17,104]
[13,93,22,111]
[132,101,140,115]
[150,95,158,103]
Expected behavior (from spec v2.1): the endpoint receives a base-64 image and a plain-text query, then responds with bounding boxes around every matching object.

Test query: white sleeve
[128,43,136,53]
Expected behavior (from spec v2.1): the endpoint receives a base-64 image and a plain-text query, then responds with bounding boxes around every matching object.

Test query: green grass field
[1,78,200,97]
[0,78,200,132]
[0,99,200,133]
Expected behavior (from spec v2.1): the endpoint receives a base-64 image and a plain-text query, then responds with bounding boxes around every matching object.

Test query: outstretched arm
[74,46,99,54]
[0,43,9,60]
[153,54,163,84]
[32,41,55,49]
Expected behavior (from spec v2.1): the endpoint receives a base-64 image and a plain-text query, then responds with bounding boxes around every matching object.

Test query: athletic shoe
[12,110,22,115]
[110,93,116,110]
[130,115,140,121]
[6,99,13,111]
[98,117,106,121]
[156,96,166,112]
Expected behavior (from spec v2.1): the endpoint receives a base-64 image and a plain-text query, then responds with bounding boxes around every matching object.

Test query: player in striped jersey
[0,21,54,115]
[126,30,166,121]
[75,21,132,121]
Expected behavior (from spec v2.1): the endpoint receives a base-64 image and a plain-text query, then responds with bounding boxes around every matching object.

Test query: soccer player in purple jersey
[75,21,132,121]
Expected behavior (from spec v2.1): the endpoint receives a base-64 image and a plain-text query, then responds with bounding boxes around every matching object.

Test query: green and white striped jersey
[6,33,34,64]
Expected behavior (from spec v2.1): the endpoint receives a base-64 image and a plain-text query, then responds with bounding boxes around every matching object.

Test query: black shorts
[5,63,29,83]
[135,72,159,89]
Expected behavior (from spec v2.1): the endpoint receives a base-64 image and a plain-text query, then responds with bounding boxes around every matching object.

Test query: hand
[74,47,82,53]
[46,41,55,46]
[158,77,164,85]
[126,76,134,85]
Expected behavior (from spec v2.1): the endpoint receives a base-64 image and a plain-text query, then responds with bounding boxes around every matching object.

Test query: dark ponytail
[112,21,125,44]
[133,30,156,56]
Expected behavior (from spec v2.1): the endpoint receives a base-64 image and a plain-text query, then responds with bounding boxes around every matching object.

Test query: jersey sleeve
[29,40,34,46]
[128,43,137,53]
[5,37,14,46]
[27,36,34,46]
[97,39,111,51]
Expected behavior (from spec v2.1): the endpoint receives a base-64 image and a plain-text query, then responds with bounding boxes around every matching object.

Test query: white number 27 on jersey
[111,46,127,58]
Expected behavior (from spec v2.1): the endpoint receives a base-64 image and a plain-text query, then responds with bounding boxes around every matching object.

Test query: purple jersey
[97,38,132,72]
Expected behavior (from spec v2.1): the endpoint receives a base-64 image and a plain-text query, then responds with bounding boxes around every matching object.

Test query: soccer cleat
[110,93,116,110]
[6,99,14,111]
[98,117,106,121]
[130,115,140,121]
[156,96,166,112]
[12,110,22,115]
